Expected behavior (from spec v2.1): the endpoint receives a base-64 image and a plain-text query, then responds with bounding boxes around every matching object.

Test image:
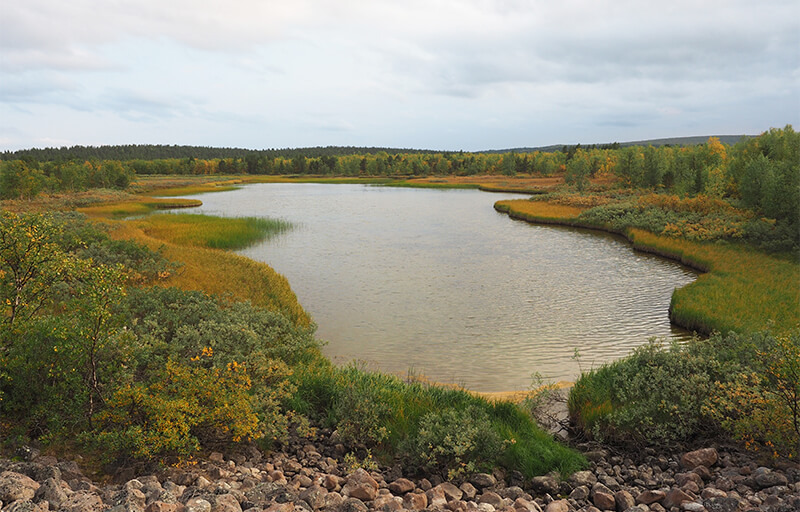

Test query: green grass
[288,361,586,478]
[142,213,292,250]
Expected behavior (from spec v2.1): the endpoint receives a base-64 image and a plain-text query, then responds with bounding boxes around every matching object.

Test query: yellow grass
[77,198,202,218]
[108,221,311,327]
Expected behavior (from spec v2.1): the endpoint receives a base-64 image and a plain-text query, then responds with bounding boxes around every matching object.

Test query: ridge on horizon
[2,134,753,161]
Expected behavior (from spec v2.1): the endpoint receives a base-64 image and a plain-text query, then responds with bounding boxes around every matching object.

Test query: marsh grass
[141,213,292,250]
[78,198,203,218]
[496,199,800,335]
[108,220,310,326]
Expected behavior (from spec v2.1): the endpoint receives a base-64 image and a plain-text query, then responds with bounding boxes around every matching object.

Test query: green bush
[400,406,502,480]
[569,331,800,456]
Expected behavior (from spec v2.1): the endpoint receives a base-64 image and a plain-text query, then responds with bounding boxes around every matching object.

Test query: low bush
[568,330,800,458]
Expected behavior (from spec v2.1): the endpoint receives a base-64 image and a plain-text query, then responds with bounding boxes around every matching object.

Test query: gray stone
[300,484,328,509]
[58,490,106,512]
[185,497,213,512]
[569,471,598,488]
[0,471,40,503]
[752,467,788,489]
[440,482,464,502]
[33,476,68,509]
[569,485,589,501]
[702,497,739,512]
[471,474,498,489]
[530,476,560,496]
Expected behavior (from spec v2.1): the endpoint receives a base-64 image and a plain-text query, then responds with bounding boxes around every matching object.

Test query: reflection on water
[185,183,698,392]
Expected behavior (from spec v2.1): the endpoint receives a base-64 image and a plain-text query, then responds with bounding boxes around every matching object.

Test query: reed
[139,213,291,250]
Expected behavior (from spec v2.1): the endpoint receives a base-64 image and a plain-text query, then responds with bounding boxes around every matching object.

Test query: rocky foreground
[0,430,798,512]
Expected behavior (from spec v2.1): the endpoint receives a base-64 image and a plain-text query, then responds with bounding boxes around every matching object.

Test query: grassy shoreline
[495,199,799,336]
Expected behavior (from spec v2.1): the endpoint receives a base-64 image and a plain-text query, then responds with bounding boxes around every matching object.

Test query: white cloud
[1,0,797,150]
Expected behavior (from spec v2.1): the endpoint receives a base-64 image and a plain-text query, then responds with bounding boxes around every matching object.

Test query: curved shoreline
[494,199,800,336]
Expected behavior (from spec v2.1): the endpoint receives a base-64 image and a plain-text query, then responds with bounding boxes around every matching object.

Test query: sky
[1,0,798,152]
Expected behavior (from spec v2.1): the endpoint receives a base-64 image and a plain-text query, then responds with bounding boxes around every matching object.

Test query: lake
[183,183,697,392]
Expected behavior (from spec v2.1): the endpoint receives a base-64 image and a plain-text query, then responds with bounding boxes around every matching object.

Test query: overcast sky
[1,0,798,152]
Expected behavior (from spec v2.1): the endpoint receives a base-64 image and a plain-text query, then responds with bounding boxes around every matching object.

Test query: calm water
[183,183,697,392]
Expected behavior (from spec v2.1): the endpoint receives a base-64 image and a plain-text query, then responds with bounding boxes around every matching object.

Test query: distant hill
[496,134,752,153]
[1,135,753,161]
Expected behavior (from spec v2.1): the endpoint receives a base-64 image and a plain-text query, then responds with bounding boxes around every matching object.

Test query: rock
[372,493,403,511]
[427,485,448,508]
[681,502,706,512]
[623,506,648,512]
[691,466,712,482]
[635,490,666,505]
[675,473,704,488]
[440,482,464,502]
[569,485,589,501]
[185,497,213,512]
[752,467,789,489]
[703,497,739,512]
[471,473,498,489]
[212,493,242,512]
[3,501,48,512]
[58,490,106,512]
[569,471,597,488]
[592,491,615,511]
[300,484,328,509]
[680,449,718,470]
[342,469,378,502]
[112,486,147,512]
[33,476,68,509]
[478,491,505,509]
[584,450,609,462]
[144,503,181,512]
[0,471,40,503]
[614,490,635,511]
[340,497,368,512]
[530,476,560,496]
[403,491,428,510]
[388,478,414,495]
[544,499,569,512]
[663,488,694,509]
[513,498,542,512]
[460,482,478,500]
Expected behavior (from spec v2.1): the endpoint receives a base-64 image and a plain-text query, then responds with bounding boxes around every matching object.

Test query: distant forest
[1,135,750,162]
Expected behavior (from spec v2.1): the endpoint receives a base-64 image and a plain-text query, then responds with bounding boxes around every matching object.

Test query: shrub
[569,331,800,457]
[400,406,502,480]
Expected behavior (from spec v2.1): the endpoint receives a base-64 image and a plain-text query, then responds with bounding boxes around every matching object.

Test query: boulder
[680,449,718,470]
[544,499,569,512]
[342,469,378,502]
[0,471,40,503]
[403,491,428,510]
[58,490,106,512]
[635,490,666,505]
[614,490,635,511]
[471,473,497,489]
[388,478,414,495]
[662,488,694,509]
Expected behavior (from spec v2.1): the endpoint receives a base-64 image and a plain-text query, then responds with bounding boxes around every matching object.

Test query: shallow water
[184,183,698,392]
